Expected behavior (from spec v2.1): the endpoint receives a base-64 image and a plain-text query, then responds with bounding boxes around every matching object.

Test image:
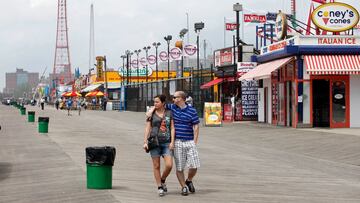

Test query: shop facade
[204,45,258,121]
[241,35,360,128]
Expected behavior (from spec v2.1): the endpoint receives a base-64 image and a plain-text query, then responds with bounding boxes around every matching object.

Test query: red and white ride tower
[52,0,72,85]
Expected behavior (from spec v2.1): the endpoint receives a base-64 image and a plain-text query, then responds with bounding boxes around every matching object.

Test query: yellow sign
[96,56,104,81]
[312,2,360,32]
[204,102,222,126]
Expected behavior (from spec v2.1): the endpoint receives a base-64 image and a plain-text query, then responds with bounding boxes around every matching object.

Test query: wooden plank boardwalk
[1,104,360,203]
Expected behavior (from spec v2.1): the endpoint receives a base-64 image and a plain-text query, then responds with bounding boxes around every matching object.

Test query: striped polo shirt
[167,103,200,140]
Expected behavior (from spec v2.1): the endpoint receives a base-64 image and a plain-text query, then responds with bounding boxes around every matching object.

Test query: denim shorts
[150,143,173,158]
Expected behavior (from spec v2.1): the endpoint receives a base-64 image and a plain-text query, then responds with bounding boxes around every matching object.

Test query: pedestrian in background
[55,99,60,110]
[103,97,108,111]
[77,98,81,116]
[66,98,73,116]
[143,94,175,197]
[40,97,45,110]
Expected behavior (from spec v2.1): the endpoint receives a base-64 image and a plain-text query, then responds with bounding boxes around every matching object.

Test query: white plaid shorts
[174,140,200,171]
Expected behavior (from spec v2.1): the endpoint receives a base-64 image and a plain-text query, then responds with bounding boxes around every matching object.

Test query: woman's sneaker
[181,186,188,196]
[158,186,165,197]
[185,180,195,193]
[161,182,168,192]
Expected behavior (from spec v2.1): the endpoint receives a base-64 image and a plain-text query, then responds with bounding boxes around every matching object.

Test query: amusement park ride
[255,0,353,50]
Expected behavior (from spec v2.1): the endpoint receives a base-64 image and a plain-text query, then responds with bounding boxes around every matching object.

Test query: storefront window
[332,81,346,123]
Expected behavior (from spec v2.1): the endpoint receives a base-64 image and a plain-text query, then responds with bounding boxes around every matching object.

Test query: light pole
[179,28,188,90]
[143,46,151,82]
[152,42,161,81]
[120,55,126,86]
[164,35,172,80]
[125,50,132,85]
[143,45,151,111]
[233,3,243,121]
[195,22,204,107]
[134,49,141,85]
[234,3,243,64]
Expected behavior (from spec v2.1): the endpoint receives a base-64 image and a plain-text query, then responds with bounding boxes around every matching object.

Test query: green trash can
[86,146,116,189]
[20,107,26,115]
[28,111,35,122]
[38,117,49,133]
[86,164,113,189]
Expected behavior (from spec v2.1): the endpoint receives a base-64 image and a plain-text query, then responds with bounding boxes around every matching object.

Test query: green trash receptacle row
[20,107,26,115]
[38,117,49,133]
[28,111,35,122]
[86,146,116,189]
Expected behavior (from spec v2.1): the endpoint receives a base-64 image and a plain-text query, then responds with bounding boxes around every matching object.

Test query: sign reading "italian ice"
[311,2,359,32]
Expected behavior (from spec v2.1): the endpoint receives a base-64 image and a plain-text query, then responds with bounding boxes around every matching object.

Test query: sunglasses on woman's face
[172,96,180,99]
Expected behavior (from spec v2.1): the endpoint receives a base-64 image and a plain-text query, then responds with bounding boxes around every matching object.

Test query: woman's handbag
[146,135,159,153]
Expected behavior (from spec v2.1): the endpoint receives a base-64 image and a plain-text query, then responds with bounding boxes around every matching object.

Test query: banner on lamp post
[131,59,138,68]
[159,51,168,61]
[147,55,156,65]
[170,47,182,60]
[183,44,197,56]
[139,57,147,67]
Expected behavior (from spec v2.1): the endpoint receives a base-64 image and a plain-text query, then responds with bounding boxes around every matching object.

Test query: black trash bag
[38,117,49,122]
[86,146,116,166]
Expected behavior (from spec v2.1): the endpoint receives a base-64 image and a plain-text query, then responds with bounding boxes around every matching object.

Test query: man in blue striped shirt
[168,91,200,196]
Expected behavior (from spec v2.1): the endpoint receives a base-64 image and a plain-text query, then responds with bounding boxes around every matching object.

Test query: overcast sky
[0,0,358,90]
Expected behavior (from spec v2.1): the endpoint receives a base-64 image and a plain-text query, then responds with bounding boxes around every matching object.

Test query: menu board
[204,102,222,126]
[241,80,258,120]
[223,104,233,122]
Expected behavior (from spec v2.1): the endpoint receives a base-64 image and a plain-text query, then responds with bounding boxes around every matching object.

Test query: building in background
[3,68,39,98]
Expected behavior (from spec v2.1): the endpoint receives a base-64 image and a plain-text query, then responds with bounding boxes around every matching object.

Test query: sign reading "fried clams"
[311,2,359,32]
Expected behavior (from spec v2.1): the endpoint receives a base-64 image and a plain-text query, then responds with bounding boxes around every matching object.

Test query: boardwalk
[1,104,360,203]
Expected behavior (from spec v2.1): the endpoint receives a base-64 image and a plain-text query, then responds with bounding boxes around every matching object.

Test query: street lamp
[125,50,133,85]
[120,55,126,86]
[179,28,188,90]
[233,3,243,64]
[194,22,204,104]
[134,49,141,85]
[233,3,243,121]
[164,35,172,80]
[152,42,161,81]
[143,46,151,82]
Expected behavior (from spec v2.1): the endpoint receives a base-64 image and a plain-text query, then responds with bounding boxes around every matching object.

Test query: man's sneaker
[161,182,168,192]
[181,186,188,196]
[158,186,165,197]
[185,180,195,193]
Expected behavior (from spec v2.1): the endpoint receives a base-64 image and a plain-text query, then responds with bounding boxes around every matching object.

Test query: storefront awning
[81,83,102,92]
[200,78,223,89]
[239,56,294,81]
[107,82,121,89]
[304,55,360,75]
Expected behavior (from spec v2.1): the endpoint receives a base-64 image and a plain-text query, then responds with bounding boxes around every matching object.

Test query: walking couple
[143,91,200,197]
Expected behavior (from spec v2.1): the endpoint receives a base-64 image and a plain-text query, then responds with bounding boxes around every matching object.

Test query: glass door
[331,78,349,128]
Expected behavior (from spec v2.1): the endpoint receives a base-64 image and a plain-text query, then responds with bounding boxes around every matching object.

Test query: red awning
[304,55,360,75]
[240,57,294,81]
[200,78,224,89]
